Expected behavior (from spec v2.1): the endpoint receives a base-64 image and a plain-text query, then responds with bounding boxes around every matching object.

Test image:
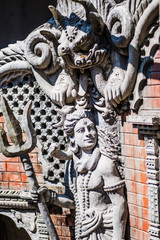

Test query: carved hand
[104,82,122,107]
[104,67,125,107]
[51,83,69,106]
[31,186,57,204]
[49,143,61,158]
[49,143,72,161]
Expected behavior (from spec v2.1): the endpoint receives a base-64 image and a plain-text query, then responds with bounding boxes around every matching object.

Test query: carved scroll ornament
[0,0,159,239]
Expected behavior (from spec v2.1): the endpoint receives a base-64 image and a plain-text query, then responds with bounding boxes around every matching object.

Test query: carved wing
[0,41,31,85]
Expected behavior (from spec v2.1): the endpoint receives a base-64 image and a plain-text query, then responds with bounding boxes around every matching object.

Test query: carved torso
[69,150,123,239]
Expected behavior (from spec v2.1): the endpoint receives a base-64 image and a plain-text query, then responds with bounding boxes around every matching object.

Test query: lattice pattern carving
[0,75,66,183]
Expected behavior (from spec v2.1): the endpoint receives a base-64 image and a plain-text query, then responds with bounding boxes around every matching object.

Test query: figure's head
[64,110,97,152]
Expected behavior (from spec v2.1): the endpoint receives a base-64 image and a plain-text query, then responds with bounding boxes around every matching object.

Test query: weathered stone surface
[0,0,159,239]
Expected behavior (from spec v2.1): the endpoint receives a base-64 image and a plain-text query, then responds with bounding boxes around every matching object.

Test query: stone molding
[0,189,35,209]
[0,189,50,240]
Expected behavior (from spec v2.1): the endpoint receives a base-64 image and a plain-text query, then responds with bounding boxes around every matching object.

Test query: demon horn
[48,5,64,31]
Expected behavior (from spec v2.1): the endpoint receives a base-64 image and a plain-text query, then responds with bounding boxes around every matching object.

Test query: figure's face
[74,118,97,151]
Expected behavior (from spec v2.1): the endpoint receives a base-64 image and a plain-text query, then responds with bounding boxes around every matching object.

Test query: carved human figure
[48,110,127,240]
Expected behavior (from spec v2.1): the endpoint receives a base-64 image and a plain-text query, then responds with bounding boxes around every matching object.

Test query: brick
[125,157,147,172]
[126,180,148,195]
[0,116,5,123]
[61,216,67,226]
[7,162,24,172]
[22,132,26,142]
[143,85,160,98]
[36,174,44,184]
[122,145,146,159]
[8,182,27,190]
[52,215,63,226]
[0,153,18,162]
[124,133,145,147]
[0,172,2,181]
[2,172,22,182]
[55,226,62,236]
[62,226,71,237]
[143,98,160,109]
[130,215,149,232]
[128,204,149,220]
[33,163,43,173]
[148,73,160,84]
[0,182,9,189]
[127,192,149,208]
[130,227,149,240]
[125,169,148,184]
[21,173,28,183]
[0,162,6,171]
[121,122,138,134]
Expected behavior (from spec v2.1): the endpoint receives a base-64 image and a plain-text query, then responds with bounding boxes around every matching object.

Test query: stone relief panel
[0,189,50,240]
[0,0,159,239]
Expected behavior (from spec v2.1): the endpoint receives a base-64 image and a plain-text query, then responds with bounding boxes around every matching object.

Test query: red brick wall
[122,49,160,240]
[121,113,149,239]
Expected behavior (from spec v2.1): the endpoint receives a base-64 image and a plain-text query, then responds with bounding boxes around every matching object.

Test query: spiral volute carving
[25,29,59,75]
[107,5,133,49]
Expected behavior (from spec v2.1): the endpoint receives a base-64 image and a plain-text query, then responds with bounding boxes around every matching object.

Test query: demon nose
[58,45,70,56]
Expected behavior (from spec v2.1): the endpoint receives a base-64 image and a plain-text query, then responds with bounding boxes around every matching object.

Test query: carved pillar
[127,115,160,240]
[145,137,160,239]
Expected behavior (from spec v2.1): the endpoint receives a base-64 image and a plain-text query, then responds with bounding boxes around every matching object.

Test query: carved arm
[49,143,72,160]
[32,67,77,106]
[90,66,107,97]
[53,193,75,209]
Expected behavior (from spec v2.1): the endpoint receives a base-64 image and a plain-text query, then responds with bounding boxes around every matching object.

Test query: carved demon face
[49,6,110,70]
[57,15,96,69]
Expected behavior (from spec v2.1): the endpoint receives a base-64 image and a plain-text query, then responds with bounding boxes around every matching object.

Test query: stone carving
[49,109,127,239]
[0,189,35,209]
[145,136,160,240]
[11,210,37,233]
[37,215,50,240]
[0,97,58,240]
[0,210,50,240]
[0,75,67,183]
[0,0,159,239]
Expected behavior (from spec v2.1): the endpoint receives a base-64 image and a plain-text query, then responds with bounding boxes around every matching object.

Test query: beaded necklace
[70,167,92,239]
